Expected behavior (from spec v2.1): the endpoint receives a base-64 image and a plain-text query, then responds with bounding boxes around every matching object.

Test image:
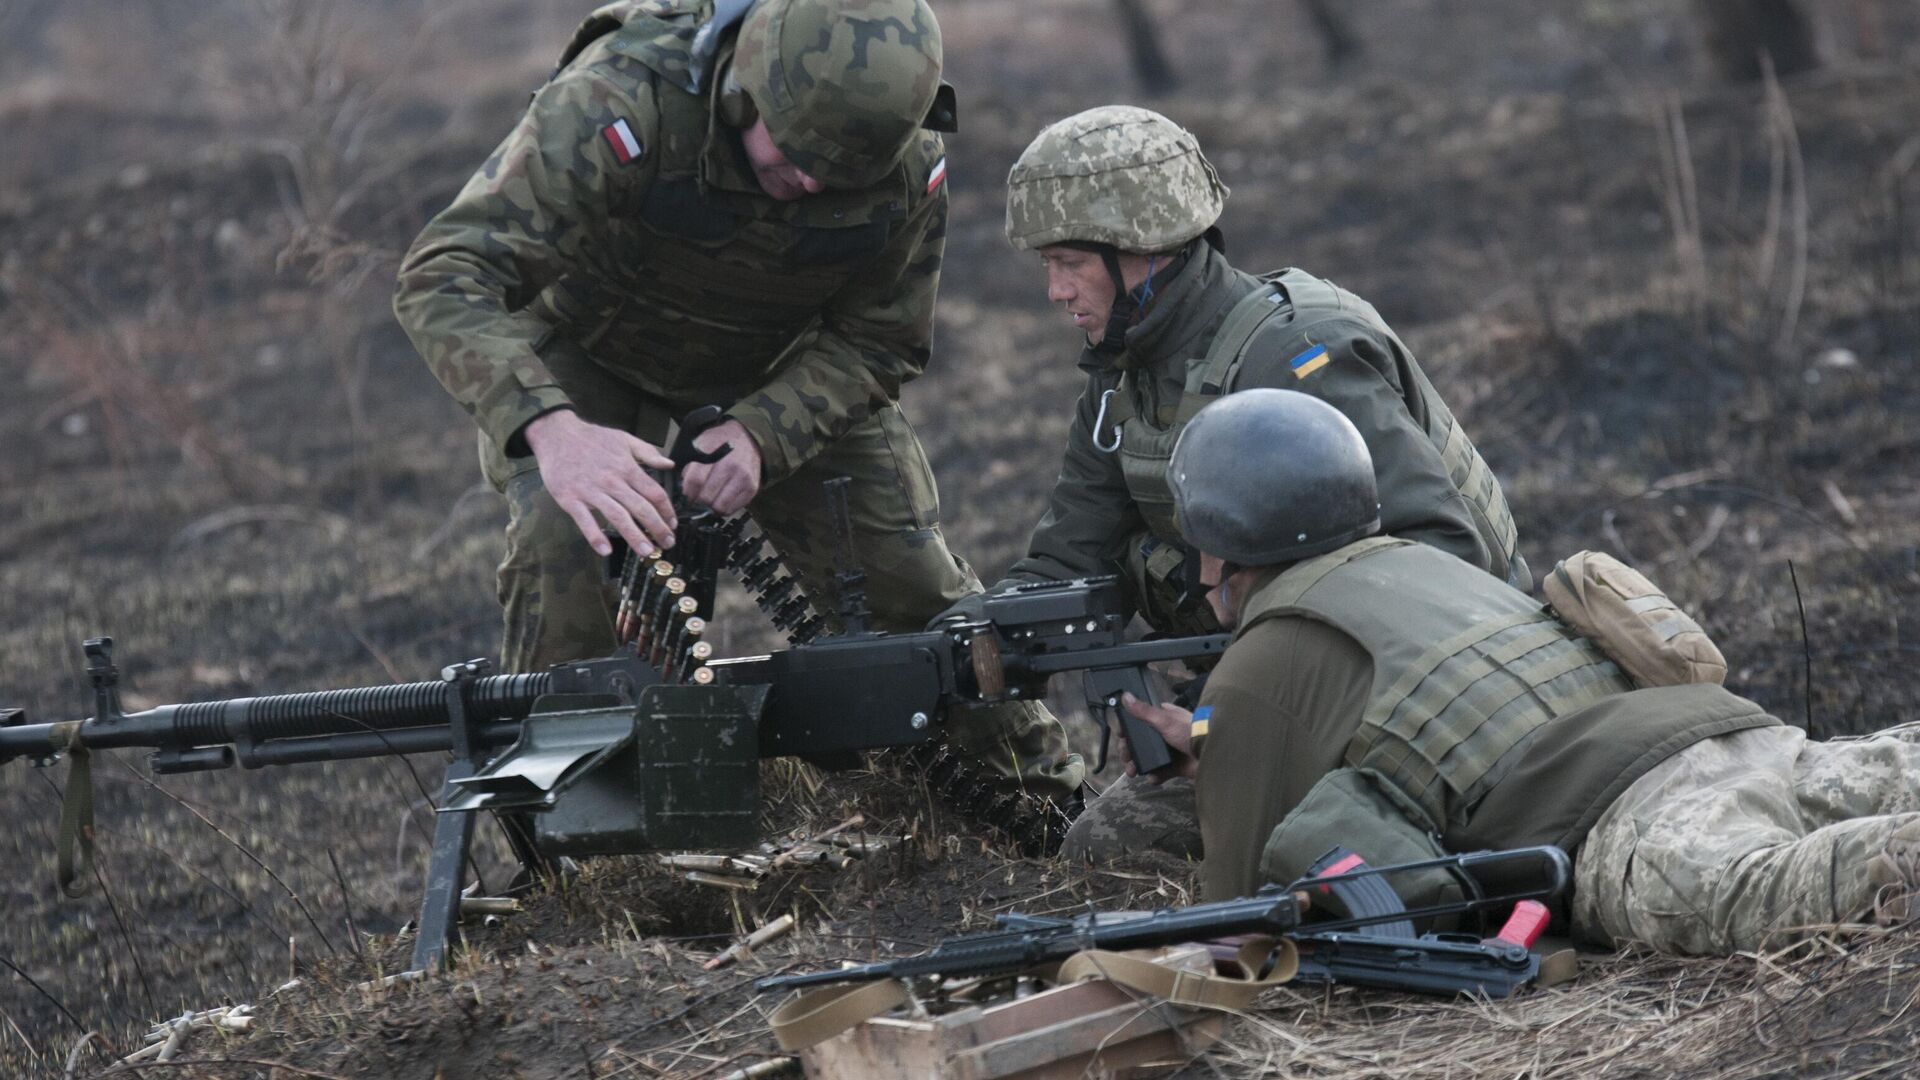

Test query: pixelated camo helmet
[1006,105,1227,253]
[1169,389,1382,567]
[733,0,944,190]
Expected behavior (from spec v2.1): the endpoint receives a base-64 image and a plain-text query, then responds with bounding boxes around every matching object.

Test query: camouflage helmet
[1006,106,1227,253]
[732,0,944,190]
[1169,389,1382,567]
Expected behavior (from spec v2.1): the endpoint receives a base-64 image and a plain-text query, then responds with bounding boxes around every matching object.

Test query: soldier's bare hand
[1115,692,1199,783]
[523,410,677,558]
[680,419,763,516]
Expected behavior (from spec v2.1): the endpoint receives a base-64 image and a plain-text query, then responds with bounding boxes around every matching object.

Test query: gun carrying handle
[669,405,734,469]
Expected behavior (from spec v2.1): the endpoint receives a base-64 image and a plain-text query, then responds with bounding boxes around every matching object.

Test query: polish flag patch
[926,156,947,195]
[602,118,643,165]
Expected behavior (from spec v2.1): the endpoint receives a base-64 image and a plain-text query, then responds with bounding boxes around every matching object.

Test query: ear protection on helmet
[718,68,758,128]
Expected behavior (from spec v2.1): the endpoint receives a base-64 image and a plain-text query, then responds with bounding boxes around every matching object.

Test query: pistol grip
[1116,703,1174,775]
[1086,667,1173,776]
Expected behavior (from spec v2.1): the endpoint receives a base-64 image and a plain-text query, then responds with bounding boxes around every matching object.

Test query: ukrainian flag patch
[1190,705,1212,740]
[1289,343,1330,379]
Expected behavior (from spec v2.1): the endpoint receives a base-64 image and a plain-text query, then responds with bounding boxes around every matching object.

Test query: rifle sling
[1057,937,1297,1010]
[768,977,909,1051]
[52,723,94,898]
[766,938,1296,1051]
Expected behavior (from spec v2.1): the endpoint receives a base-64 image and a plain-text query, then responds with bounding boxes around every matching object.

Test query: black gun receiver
[715,576,1225,775]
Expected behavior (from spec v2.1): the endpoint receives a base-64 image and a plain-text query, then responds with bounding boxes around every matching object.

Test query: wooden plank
[801,946,1223,1080]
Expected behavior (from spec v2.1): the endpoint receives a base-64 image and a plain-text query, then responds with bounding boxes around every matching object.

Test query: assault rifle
[759,845,1572,1001]
[1,582,1220,972]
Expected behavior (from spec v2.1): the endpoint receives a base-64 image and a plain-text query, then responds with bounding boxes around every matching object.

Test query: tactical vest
[1100,269,1527,588]
[1237,537,1634,834]
[527,0,919,403]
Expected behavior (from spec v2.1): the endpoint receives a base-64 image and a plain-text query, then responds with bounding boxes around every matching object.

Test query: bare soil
[3,0,1920,1076]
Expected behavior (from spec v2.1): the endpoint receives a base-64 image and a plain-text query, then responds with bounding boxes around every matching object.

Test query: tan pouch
[1542,551,1726,688]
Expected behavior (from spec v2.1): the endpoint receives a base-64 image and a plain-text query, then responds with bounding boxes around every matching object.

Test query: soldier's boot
[1866,819,1920,926]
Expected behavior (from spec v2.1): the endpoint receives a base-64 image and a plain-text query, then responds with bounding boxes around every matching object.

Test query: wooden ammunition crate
[799,946,1225,1080]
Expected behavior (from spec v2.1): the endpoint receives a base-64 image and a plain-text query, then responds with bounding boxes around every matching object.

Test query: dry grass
[4,1,1920,1077]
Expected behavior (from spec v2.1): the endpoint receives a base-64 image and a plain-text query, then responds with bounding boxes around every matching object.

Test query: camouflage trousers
[481,337,1084,800]
[1574,721,1920,955]
[1060,774,1203,863]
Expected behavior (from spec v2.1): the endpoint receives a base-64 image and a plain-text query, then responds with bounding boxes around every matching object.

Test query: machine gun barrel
[0,671,551,770]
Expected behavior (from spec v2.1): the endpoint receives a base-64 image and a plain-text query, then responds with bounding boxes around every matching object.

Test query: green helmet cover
[1006,105,1228,253]
[733,0,943,190]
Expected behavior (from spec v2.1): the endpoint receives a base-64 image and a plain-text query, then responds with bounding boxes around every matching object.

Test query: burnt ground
[3,0,1920,1076]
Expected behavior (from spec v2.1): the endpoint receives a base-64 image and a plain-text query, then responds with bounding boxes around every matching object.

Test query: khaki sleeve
[725,137,948,483]
[1192,617,1373,901]
[1001,372,1143,587]
[1236,319,1495,574]
[393,70,658,453]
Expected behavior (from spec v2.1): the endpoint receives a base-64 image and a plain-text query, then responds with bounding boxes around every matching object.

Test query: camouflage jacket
[1005,241,1519,600]
[393,0,949,481]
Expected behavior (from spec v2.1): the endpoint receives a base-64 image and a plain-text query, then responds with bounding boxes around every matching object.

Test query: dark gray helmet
[1168,389,1382,566]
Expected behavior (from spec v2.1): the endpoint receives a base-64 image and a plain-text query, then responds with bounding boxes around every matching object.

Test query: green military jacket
[1005,241,1525,620]
[1191,538,1779,901]
[393,0,950,481]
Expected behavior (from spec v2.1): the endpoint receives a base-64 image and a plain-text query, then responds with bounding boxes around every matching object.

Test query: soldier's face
[1198,552,1237,628]
[1036,246,1154,345]
[742,118,826,201]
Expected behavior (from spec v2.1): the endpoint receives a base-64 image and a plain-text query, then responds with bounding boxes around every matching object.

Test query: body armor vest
[1238,538,1633,832]
[527,0,915,405]
[1102,269,1527,588]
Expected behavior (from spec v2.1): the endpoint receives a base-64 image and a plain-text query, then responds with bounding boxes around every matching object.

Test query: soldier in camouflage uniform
[956,105,1525,836]
[985,106,1528,632]
[1086,388,1920,956]
[393,0,1082,800]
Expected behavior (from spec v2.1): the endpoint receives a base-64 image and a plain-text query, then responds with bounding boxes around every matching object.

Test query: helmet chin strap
[1217,560,1241,620]
[1089,249,1158,359]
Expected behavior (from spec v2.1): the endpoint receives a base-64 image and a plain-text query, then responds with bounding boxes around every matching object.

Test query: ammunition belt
[705,517,1082,856]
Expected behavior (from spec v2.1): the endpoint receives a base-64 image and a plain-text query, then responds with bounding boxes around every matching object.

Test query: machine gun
[3,407,1225,971]
[757,845,1572,1004]
[1,582,1220,973]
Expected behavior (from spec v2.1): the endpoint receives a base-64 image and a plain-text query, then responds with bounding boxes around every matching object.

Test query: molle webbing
[1345,613,1624,827]
[1436,409,1520,568]
[1242,540,1632,833]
